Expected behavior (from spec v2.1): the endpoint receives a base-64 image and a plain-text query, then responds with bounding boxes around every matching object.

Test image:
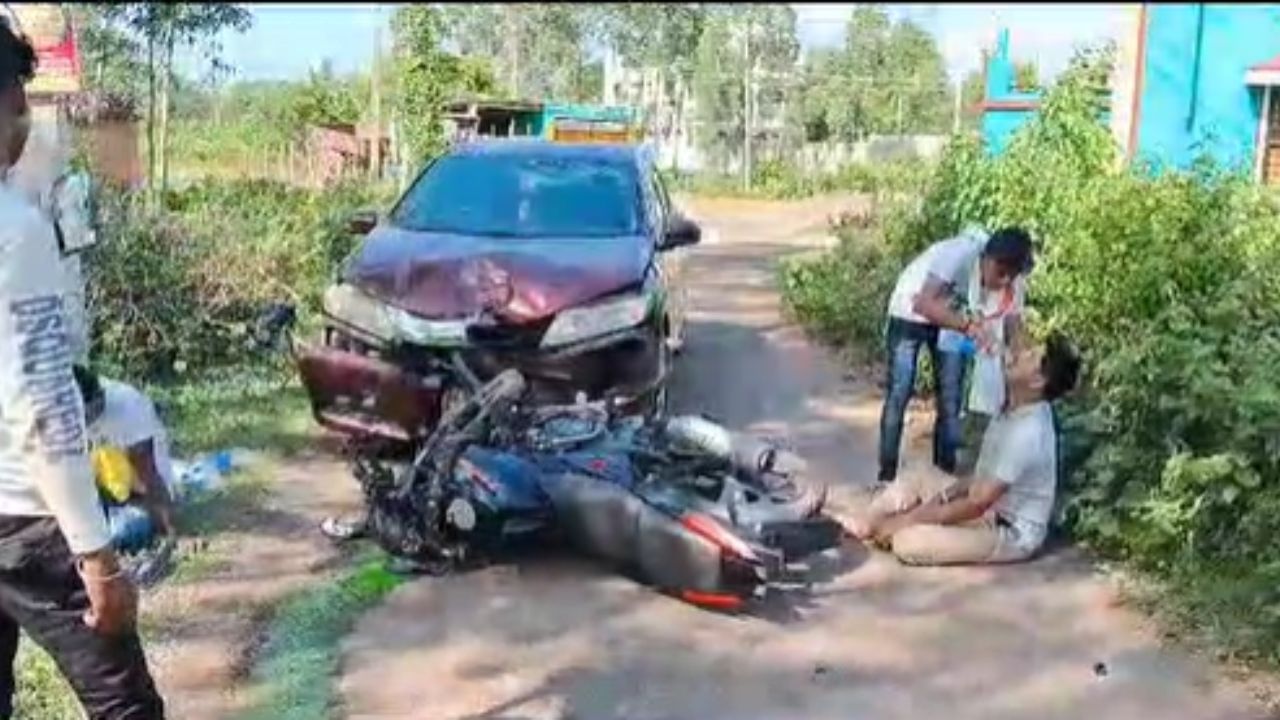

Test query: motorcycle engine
[529,411,606,451]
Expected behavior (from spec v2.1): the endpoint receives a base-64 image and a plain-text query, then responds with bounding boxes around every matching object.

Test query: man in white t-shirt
[849,333,1080,564]
[878,226,1034,484]
[74,366,178,540]
[0,19,165,717]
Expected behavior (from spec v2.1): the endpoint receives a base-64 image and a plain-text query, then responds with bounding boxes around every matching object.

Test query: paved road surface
[337,195,1263,720]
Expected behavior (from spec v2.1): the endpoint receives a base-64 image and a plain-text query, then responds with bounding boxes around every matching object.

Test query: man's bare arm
[909,480,1005,524]
[912,275,971,332]
[126,440,175,535]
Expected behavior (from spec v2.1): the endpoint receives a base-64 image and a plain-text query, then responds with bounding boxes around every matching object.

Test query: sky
[192,3,1133,86]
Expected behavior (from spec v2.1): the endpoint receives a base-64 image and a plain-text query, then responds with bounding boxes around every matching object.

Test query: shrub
[665,157,930,201]
[782,43,1280,663]
[85,178,396,380]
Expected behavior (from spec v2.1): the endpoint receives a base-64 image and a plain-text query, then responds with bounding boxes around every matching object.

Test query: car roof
[447,139,644,166]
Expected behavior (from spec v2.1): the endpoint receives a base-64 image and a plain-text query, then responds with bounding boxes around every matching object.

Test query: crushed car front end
[297,279,668,444]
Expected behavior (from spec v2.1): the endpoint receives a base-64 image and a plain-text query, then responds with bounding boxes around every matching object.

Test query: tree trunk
[158,31,174,197]
[146,32,157,208]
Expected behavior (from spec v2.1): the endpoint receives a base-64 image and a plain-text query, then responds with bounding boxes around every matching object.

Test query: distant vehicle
[296,140,700,444]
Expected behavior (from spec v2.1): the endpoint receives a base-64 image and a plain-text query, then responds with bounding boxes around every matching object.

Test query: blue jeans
[877,318,967,483]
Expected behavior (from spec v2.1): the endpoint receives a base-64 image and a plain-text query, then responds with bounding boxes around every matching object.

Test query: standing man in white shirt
[878,226,1034,484]
[850,334,1080,564]
[0,20,164,718]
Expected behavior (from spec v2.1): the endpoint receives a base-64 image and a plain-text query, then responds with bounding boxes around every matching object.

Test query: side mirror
[660,215,701,251]
[347,210,379,236]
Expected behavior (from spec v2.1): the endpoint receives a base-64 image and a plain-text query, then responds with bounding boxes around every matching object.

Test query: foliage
[692,4,799,172]
[798,5,952,141]
[440,4,600,102]
[391,5,452,167]
[782,41,1280,664]
[85,179,394,381]
[71,4,148,104]
[93,3,253,200]
[668,158,929,201]
[14,638,80,720]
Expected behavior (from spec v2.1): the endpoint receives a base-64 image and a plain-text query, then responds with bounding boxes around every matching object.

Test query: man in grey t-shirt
[848,334,1081,565]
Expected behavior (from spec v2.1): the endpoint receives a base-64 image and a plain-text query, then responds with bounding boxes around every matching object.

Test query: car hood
[343,226,653,322]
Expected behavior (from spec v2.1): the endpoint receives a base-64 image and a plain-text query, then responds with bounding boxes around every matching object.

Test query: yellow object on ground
[92,446,136,503]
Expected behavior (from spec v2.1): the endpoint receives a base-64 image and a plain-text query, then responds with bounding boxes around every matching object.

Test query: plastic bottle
[173,449,244,499]
[937,328,976,358]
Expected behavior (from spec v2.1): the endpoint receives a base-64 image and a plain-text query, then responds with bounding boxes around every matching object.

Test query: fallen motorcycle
[350,367,843,612]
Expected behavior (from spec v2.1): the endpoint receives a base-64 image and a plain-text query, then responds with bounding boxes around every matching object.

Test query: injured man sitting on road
[845,333,1081,565]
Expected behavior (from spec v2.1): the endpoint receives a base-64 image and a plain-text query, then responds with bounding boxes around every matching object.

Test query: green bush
[665,157,930,201]
[85,178,395,380]
[782,44,1280,663]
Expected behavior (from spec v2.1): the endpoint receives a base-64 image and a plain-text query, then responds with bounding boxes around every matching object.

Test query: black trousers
[0,516,164,720]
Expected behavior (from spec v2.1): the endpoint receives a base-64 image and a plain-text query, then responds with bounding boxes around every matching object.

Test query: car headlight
[541,292,654,349]
[386,306,469,347]
[322,284,395,341]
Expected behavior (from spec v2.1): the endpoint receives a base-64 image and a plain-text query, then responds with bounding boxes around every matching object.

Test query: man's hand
[966,318,998,354]
[871,514,915,547]
[145,497,177,537]
[77,548,138,636]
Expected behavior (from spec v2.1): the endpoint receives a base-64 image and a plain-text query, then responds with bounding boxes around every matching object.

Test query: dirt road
[336,196,1265,720]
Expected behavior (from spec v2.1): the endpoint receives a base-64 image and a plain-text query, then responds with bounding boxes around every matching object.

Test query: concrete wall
[795,136,947,174]
[1136,4,1280,172]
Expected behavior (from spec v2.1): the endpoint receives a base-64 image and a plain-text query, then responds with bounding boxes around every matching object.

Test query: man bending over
[850,333,1081,565]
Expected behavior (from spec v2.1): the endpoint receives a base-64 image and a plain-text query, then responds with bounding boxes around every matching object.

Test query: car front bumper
[296,324,666,443]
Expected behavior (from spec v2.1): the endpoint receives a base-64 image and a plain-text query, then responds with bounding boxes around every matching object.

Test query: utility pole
[952,76,963,133]
[742,18,753,192]
[505,6,521,98]
[371,24,383,180]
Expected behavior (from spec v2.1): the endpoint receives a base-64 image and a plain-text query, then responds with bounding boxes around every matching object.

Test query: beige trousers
[870,466,1031,566]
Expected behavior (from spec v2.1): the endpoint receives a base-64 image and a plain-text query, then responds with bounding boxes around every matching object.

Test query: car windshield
[390,152,642,238]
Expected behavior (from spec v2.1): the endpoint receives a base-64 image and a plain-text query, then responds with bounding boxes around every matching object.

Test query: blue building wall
[538,103,637,138]
[1136,4,1280,172]
[980,29,1043,154]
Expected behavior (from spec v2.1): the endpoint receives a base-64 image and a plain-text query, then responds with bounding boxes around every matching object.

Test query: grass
[14,641,80,720]
[10,361,322,716]
[147,364,314,456]
[234,556,405,720]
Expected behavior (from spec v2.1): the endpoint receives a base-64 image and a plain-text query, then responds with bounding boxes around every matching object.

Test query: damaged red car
[296,141,701,443]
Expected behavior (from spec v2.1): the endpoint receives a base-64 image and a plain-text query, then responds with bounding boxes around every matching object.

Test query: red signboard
[2,4,82,95]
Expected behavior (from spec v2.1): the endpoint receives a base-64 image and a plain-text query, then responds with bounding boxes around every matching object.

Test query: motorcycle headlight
[541,292,654,349]
[322,283,395,341]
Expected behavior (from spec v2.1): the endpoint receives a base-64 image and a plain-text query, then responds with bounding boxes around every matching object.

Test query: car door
[646,168,689,352]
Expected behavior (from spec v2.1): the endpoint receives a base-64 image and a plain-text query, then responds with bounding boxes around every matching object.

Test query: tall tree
[71,4,146,104]
[440,4,595,101]
[692,5,798,184]
[595,4,707,152]
[98,4,252,203]
[800,4,952,141]
[392,5,451,166]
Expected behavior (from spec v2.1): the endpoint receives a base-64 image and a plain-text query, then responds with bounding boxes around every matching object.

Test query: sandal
[320,515,367,542]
